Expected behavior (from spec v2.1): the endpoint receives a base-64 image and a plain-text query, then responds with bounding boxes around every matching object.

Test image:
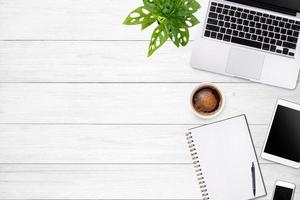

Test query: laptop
[191,0,300,89]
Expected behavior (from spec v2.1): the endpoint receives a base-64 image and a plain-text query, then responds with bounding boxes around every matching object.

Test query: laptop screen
[252,0,300,12]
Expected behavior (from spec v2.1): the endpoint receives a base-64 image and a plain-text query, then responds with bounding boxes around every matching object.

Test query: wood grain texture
[0,164,299,199]
[0,124,269,164]
[0,41,246,83]
[0,41,298,83]
[0,83,298,124]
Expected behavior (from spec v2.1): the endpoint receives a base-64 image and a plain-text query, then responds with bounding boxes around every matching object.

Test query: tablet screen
[264,105,300,162]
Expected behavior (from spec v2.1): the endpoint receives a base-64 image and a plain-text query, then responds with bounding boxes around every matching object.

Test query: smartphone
[272,180,295,200]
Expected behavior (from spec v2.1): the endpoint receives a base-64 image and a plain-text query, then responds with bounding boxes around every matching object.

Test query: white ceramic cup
[190,83,225,119]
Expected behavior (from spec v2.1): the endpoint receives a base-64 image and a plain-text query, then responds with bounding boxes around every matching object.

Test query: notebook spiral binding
[186,132,210,200]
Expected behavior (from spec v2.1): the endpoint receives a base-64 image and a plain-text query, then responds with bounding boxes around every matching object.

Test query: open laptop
[191,0,300,89]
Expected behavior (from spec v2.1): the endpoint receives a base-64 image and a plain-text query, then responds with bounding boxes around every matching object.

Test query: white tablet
[261,99,300,168]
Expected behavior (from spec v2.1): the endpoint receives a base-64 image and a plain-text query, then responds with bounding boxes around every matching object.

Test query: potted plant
[123,0,201,57]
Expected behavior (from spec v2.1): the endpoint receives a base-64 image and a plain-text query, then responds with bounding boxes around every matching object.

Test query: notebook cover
[187,115,267,200]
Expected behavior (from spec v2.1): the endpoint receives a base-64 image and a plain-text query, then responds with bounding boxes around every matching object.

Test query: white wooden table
[0,0,299,199]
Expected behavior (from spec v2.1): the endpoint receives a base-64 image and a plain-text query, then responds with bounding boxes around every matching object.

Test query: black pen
[251,162,256,196]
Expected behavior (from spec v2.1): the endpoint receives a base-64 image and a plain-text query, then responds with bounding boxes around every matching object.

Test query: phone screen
[273,186,294,200]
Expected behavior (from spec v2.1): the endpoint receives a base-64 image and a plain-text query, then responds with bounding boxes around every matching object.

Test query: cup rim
[190,83,225,119]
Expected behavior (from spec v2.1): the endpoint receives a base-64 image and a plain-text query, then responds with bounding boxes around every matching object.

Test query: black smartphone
[272,181,295,200]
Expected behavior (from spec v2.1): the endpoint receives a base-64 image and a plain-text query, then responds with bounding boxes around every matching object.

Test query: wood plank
[0,164,298,199]
[0,41,298,83]
[1,41,297,83]
[0,41,248,83]
[0,124,268,164]
[0,83,298,124]
[0,0,207,40]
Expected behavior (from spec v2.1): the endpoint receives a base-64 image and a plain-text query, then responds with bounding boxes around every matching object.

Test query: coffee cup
[190,83,225,119]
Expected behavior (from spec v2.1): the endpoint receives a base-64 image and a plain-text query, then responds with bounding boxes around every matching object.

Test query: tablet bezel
[261,99,300,168]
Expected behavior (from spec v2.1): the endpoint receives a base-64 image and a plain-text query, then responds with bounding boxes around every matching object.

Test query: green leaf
[148,23,169,57]
[182,0,201,14]
[123,6,157,30]
[169,26,190,47]
[167,21,190,47]
[143,0,158,12]
[184,15,200,27]
[166,23,180,47]
[177,27,189,46]
[143,0,155,8]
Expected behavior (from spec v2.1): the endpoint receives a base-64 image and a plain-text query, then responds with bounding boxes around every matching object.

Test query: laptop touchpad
[226,48,265,80]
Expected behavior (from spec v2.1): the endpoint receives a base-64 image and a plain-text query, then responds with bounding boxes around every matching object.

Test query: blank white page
[190,115,266,200]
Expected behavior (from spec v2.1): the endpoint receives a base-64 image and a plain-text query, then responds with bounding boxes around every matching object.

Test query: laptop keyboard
[204,1,300,58]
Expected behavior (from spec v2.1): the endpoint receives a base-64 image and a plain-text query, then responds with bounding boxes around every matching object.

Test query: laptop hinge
[225,0,297,16]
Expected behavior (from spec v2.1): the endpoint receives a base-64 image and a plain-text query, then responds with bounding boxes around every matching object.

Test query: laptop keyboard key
[279,22,285,27]
[216,7,222,13]
[283,41,296,49]
[281,29,287,34]
[235,12,241,17]
[262,43,270,50]
[287,36,298,43]
[287,30,293,36]
[245,33,251,39]
[289,52,295,56]
[223,34,231,41]
[206,24,220,32]
[204,31,211,37]
[217,33,223,40]
[264,38,270,43]
[276,40,282,46]
[251,35,257,40]
[292,24,300,31]
[270,45,276,52]
[270,39,276,45]
[210,6,216,12]
[208,18,218,25]
[283,48,289,55]
[209,12,218,19]
[231,36,262,49]
[262,31,268,36]
[281,35,287,41]
[272,20,279,26]
[285,23,291,29]
[233,30,238,36]
[239,32,245,38]
[218,21,224,26]
[268,32,274,38]
[211,32,217,38]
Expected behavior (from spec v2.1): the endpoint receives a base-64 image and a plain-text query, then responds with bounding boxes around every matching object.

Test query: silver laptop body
[191,0,300,89]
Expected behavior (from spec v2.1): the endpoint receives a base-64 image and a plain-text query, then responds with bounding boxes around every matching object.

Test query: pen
[251,162,256,196]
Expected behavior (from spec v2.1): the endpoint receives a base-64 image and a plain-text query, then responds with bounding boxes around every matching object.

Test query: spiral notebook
[186,115,266,200]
